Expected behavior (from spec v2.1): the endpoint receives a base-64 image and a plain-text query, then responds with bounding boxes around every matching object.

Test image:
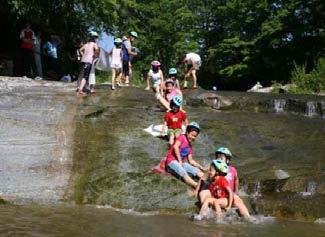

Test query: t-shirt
[165,88,181,103]
[122,39,131,61]
[20,29,35,49]
[43,41,59,59]
[209,176,229,199]
[81,42,96,63]
[164,111,187,130]
[148,69,162,85]
[166,134,192,165]
[185,53,201,65]
[225,165,238,192]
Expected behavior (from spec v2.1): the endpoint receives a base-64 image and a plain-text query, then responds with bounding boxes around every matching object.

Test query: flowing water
[1,85,325,236]
[0,204,325,237]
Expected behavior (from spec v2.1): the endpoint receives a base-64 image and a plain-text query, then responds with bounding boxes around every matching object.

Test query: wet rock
[0,76,76,202]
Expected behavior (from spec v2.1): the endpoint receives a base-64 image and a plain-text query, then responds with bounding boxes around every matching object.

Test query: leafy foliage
[1,0,325,93]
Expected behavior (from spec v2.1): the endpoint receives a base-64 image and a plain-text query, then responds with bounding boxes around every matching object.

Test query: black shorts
[122,60,129,76]
[199,180,210,192]
[82,62,92,81]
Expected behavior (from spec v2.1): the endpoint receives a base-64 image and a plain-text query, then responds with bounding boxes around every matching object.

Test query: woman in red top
[198,160,251,222]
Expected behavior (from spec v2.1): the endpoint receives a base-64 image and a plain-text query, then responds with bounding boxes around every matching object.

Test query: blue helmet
[172,95,183,107]
[212,159,228,175]
[169,68,177,75]
[186,122,200,133]
[215,147,232,157]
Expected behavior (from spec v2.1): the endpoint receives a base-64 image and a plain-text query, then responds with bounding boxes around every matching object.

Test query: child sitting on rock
[161,95,188,146]
[197,159,251,222]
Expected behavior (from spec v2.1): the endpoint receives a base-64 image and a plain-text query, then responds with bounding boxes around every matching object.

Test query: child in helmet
[215,147,239,193]
[161,95,188,146]
[168,68,180,89]
[145,60,164,96]
[109,38,123,90]
[158,79,183,111]
[198,160,250,222]
[165,122,207,188]
[195,147,239,206]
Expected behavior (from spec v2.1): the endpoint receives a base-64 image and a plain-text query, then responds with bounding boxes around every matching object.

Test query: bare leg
[157,96,170,110]
[233,194,250,218]
[111,68,116,89]
[78,78,87,93]
[199,190,211,205]
[183,174,198,188]
[191,69,197,88]
[169,133,175,146]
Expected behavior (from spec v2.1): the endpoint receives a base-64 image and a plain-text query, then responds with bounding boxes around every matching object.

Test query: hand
[224,206,231,212]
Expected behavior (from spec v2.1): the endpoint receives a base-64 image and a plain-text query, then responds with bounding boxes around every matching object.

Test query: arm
[94,43,99,57]
[79,45,85,57]
[234,174,239,194]
[225,186,234,211]
[187,154,206,171]
[194,178,203,198]
[173,140,183,165]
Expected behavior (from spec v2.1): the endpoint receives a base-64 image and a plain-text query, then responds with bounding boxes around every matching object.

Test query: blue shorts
[168,160,200,178]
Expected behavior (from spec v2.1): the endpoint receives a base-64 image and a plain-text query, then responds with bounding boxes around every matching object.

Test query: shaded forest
[0,0,324,90]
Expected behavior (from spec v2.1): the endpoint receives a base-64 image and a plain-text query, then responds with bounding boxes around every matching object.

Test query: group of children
[76,31,139,95]
[145,65,252,222]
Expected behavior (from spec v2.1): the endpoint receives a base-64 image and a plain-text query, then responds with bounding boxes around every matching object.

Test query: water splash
[272,99,286,113]
[253,181,262,197]
[299,181,317,197]
[305,101,317,117]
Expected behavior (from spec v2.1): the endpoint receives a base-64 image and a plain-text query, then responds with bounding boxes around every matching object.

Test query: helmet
[90,31,99,37]
[186,122,200,133]
[212,159,228,175]
[165,79,175,86]
[114,38,122,44]
[172,95,183,107]
[169,68,177,75]
[129,31,138,38]
[215,147,232,157]
[151,61,161,67]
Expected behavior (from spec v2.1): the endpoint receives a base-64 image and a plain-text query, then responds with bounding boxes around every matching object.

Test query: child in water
[197,159,251,222]
[165,122,207,188]
[195,147,238,205]
[161,95,188,146]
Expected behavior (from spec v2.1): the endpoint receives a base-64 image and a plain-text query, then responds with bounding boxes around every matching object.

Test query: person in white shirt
[109,38,123,90]
[183,52,201,89]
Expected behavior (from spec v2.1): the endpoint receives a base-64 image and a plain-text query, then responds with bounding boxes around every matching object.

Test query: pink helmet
[151,60,161,67]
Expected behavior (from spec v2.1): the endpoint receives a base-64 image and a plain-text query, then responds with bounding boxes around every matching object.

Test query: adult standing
[122,31,138,85]
[42,33,61,79]
[33,31,42,78]
[183,52,201,89]
[20,23,36,78]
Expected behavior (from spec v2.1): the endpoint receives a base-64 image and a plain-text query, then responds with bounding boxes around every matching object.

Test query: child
[165,122,207,188]
[77,31,99,95]
[109,38,123,90]
[198,160,250,222]
[168,68,181,89]
[215,147,239,193]
[161,95,188,146]
[195,147,238,205]
[156,79,183,111]
[145,60,164,96]
[182,52,201,89]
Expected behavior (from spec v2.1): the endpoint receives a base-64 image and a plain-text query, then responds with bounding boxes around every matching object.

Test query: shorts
[199,180,211,192]
[168,160,200,178]
[152,80,161,88]
[187,61,201,71]
[167,128,182,136]
[111,63,122,69]
[82,62,92,81]
[122,60,129,76]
